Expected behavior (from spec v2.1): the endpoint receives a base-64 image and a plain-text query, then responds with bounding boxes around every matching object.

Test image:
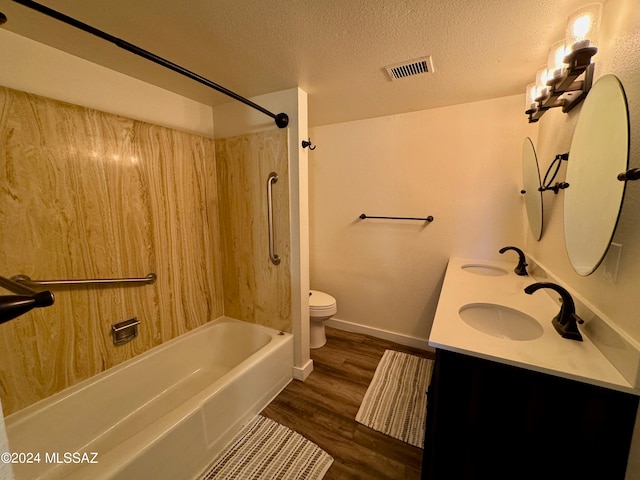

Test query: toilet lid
[309,290,336,309]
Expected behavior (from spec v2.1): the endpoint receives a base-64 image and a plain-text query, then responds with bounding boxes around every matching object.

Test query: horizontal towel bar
[11,273,157,288]
[359,214,434,222]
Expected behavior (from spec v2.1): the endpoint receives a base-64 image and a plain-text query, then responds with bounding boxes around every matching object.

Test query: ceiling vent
[385,56,434,81]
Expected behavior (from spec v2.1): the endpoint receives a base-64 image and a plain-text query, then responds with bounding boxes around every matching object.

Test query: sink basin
[459,303,543,341]
[461,264,508,276]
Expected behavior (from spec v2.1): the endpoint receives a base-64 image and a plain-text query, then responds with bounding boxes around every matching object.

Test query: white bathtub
[5,317,293,480]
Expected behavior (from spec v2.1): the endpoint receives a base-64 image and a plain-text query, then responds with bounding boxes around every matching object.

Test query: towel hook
[302,138,316,150]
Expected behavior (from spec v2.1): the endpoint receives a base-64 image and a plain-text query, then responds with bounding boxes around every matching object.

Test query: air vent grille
[385,56,434,81]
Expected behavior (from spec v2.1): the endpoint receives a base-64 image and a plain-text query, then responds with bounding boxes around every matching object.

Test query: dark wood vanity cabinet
[422,349,639,480]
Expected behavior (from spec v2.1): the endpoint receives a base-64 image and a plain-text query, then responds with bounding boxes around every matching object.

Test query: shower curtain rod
[6,0,289,129]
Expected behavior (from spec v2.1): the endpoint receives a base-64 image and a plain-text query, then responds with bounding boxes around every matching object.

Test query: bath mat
[195,415,333,480]
[356,350,434,448]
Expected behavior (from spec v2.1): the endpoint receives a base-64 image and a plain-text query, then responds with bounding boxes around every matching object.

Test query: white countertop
[429,257,640,395]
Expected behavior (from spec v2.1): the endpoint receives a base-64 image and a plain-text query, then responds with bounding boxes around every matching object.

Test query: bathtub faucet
[0,275,55,324]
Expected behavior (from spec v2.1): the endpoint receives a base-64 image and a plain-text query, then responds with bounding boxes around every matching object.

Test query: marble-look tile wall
[215,131,292,333]
[0,87,224,414]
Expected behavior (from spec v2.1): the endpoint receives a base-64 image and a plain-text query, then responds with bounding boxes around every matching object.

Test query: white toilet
[309,290,337,349]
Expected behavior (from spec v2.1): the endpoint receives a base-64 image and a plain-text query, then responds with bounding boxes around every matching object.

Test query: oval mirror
[564,74,629,276]
[522,137,543,240]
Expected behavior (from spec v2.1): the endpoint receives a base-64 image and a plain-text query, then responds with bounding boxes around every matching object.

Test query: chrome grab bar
[267,172,281,265]
[11,273,157,288]
[0,275,39,295]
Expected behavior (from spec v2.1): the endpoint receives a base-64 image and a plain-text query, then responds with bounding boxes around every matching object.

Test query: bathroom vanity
[423,258,640,479]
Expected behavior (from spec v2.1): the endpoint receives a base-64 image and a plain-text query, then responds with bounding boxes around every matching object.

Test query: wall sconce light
[526,3,602,123]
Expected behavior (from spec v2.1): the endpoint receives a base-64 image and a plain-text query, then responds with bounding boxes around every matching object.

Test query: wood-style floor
[260,327,435,479]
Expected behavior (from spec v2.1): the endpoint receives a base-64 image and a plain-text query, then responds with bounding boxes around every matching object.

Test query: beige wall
[309,95,536,345]
[0,87,224,414]
[525,0,640,476]
[0,30,214,137]
[527,0,640,342]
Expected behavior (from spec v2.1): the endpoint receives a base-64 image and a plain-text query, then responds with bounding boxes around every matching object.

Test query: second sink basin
[461,264,508,276]
[459,303,543,341]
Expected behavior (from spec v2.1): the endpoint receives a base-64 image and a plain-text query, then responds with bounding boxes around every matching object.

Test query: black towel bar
[359,214,434,222]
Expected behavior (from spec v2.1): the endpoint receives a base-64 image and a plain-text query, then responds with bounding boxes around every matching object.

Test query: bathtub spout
[0,276,54,323]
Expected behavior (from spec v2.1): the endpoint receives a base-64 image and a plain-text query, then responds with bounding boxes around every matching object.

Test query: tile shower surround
[0,87,291,414]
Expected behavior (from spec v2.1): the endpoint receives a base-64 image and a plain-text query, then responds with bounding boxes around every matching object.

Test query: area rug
[356,350,434,448]
[195,415,333,480]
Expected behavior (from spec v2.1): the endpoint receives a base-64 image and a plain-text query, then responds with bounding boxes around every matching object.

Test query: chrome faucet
[524,282,584,341]
[499,246,528,276]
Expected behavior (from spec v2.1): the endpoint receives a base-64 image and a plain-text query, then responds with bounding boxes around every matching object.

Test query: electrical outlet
[602,243,622,285]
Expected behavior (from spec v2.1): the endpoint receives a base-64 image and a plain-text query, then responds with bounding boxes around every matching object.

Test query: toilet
[309,290,337,349]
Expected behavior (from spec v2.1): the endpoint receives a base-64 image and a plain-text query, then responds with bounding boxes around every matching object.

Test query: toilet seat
[309,290,337,317]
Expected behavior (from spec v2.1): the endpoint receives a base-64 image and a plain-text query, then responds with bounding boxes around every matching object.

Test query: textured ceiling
[0,0,595,126]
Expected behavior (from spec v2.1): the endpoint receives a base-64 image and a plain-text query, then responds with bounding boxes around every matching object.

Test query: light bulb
[526,83,537,112]
[565,3,602,52]
[547,40,567,84]
[534,67,549,101]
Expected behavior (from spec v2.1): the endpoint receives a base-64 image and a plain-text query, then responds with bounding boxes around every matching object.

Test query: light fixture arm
[527,62,595,123]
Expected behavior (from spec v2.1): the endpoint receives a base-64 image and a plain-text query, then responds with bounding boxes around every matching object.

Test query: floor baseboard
[325,318,433,351]
[293,358,314,381]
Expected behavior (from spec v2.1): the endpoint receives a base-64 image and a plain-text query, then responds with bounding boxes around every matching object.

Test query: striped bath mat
[356,350,434,448]
[196,415,333,480]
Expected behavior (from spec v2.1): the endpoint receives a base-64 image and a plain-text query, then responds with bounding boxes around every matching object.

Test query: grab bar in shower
[10,273,157,288]
[267,172,281,265]
[359,213,434,222]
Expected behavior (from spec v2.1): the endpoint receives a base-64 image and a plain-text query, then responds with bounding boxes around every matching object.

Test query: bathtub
[4,317,293,480]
